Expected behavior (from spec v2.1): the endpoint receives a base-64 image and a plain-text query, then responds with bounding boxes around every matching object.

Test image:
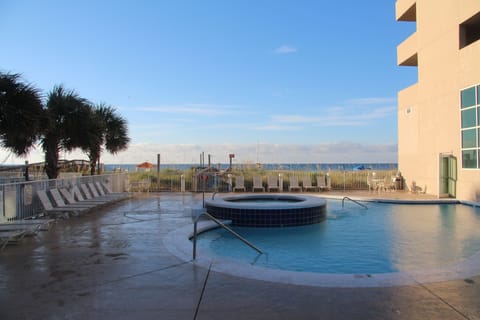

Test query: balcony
[396,0,416,22]
[460,11,480,49]
[397,32,418,66]
[398,83,418,109]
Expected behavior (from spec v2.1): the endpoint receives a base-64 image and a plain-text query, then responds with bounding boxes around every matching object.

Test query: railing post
[193,219,198,260]
[181,175,185,192]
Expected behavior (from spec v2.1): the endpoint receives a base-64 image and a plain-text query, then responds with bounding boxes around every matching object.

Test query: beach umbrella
[136,161,154,169]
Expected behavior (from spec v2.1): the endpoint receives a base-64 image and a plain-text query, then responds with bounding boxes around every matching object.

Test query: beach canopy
[136,161,154,169]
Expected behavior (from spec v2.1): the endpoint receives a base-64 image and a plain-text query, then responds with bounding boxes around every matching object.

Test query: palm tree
[0,72,45,156]
[42,85,92,179]
[85,104,129,175]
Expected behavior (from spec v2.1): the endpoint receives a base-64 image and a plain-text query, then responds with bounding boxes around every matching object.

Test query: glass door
[439,154,457,198]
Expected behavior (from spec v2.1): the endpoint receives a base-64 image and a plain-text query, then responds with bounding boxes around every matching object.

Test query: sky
[0,0,416,165]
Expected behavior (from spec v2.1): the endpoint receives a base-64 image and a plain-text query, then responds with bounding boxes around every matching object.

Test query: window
[460,12,480,49]
[461,87,476,108]
[461,108,476,128]
[462,150,477,169]
[461,85,480,168]
[462,129,476,148]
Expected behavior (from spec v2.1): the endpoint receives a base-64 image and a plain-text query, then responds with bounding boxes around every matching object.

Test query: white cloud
[269,107,395,127]
[270,115,312,123]
[133,104,241,116]
[347,97,397,105]
[268,98,397,128]
[273,45,298,54]
[252,124,301,131]
[0,142,397,165]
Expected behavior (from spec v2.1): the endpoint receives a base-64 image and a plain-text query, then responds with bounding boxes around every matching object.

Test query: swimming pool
[196,200,480,274]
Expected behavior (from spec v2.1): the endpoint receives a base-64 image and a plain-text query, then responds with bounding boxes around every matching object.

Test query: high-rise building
[396,0,480,201]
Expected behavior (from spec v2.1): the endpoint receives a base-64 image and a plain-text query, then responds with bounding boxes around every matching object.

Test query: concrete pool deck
[1,192,480,319]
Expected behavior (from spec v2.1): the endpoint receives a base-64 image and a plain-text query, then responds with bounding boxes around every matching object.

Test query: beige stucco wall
[397,0,480,201]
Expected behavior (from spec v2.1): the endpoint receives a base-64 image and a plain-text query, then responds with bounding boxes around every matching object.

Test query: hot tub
[205,194,327,227]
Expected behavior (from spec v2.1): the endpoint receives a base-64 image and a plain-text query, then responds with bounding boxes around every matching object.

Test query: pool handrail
[342,197,368,209]
[192,210,263,260]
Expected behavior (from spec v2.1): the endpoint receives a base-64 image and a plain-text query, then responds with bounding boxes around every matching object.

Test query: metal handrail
[192,210,263,260]
[342,197,368,209]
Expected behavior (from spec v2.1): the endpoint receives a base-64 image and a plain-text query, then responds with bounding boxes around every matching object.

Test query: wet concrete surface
[1,193,480,320]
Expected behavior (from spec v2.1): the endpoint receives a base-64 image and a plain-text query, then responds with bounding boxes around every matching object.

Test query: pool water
[197,200,480,274]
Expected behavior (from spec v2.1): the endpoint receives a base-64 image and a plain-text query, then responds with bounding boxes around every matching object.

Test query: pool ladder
[342,197,368,209]
[192,210,263,261]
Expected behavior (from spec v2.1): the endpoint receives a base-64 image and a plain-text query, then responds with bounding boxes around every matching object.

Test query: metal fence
[128,169,399,193]
[1,169,400,221]
[0,171,85,185]
[0,173,129,221]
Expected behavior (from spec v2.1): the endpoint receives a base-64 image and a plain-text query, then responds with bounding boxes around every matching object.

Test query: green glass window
[462,108,476,128]
[462,129,477,148]
[462,150,478,168]
[461,87,476,108]
[461,84,480,169]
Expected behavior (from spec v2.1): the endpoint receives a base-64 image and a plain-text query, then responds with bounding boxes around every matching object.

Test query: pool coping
[164,197,480,288]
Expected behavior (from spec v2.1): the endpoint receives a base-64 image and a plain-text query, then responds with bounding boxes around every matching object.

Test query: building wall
[397,0,480,201]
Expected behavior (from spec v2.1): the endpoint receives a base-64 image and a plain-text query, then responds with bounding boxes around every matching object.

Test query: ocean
[104,163,397,172]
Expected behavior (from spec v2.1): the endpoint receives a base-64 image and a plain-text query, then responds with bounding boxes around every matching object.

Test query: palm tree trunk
[97,156,102,175]
[44,137,60,179]
[89,158,96,176]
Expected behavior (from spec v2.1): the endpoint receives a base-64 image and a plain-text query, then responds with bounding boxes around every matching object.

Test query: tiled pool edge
[205,194,327,227]
[164,220,480,288]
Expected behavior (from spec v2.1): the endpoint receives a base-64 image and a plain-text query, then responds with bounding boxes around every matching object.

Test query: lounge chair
[326,175,331,190]
[233,176,246,192]
[383,176,395,191]
[72,186,109,204]
[96,182,129,200]
[0,223,42,235]
[36,190,88,218]
[0,219,54,250]
[98,182,130,197]
[80,184,126,204]
[376,176,394,192]
[367,174,375,191]
[80,184,96,200]
[302,176,317,192]
[368,173,385,192]
[0,219,54,231]
[59,188,104,207]
[0,230,26,251]
[252,176,264,192]
[49,189,93,210]
[87,183,102,198]
[80,184,112,202]
[99,182,118,194]
[288,176,302,192]
[317,175,327,191]
[267,175,279,192]
[89,183,122,200]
